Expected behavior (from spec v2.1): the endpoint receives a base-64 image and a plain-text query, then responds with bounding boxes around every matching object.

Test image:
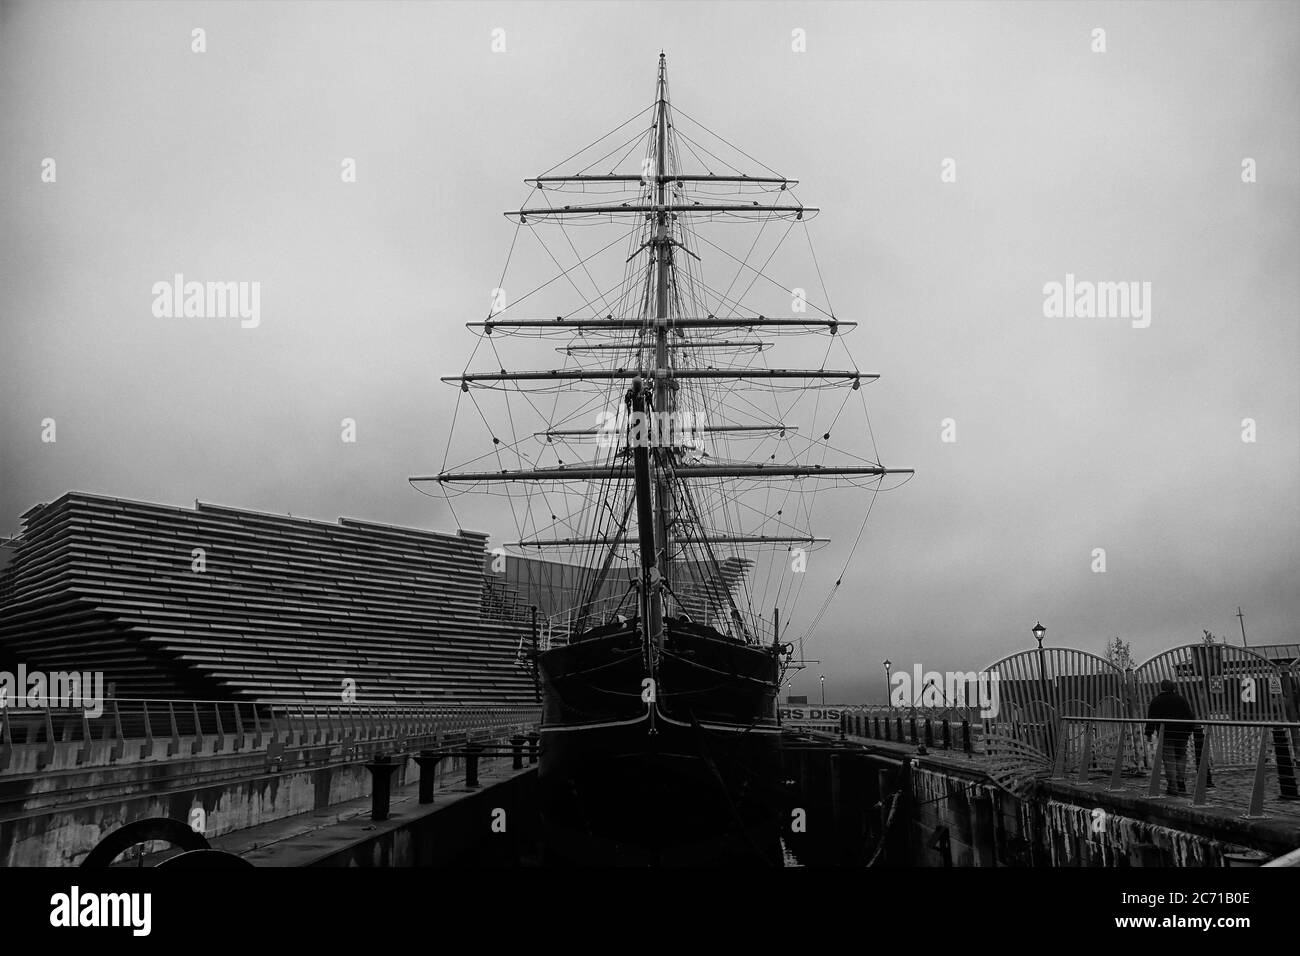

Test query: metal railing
[1051,716,1300,818]
[543,588,770,647]
[839,705,986,754]
[837,707,1300,815]
[0,698,542,775]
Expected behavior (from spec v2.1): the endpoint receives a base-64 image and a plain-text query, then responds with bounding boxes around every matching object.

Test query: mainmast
[648,52,673,651]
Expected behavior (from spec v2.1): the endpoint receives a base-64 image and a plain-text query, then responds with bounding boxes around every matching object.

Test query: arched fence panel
[1132,644,1292,768]
[982,647,1125,758]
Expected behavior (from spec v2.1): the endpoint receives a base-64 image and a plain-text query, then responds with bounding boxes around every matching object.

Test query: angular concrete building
[0,493,535,705]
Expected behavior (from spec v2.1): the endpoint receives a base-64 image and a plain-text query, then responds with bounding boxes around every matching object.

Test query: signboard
[1269,675,1282,696]
[779,705,844,733]
[1209,676,1224,694]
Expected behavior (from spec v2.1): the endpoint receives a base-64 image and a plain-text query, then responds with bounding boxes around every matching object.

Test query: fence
[978,643,1300,771]
[1051,715,1300,819]
[838,704,984,753]
[834,641,1300,816]
[0,698,542,775]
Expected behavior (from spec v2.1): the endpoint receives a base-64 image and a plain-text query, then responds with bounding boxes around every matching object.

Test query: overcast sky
[2,1,1296,704]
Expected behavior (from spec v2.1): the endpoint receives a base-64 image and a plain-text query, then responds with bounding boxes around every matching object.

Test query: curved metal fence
[967,642,1300,779]
[1132,643,1294,767]
[982,647,1126,758]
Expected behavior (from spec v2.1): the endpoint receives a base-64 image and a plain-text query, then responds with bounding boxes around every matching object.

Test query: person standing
[1144,679,1199,794]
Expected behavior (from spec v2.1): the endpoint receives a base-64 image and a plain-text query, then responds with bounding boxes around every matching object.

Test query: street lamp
[883,659,892,708]
[819,674,825,706]
[1031,621,1054,757]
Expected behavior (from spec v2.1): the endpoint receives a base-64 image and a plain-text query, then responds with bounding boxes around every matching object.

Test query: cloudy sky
[2,1,1296,703]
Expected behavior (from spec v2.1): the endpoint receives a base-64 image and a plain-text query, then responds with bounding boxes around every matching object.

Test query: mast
[648,52,672,650]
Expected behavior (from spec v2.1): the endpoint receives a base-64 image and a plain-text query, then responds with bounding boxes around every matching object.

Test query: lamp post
[819,674,825,706]
[1032,621,1053,757]
[883,659,892,708]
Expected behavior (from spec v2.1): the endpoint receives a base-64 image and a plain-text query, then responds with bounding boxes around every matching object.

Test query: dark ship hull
[536,616,784,865]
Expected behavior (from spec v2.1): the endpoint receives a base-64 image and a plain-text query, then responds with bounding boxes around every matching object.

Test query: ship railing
[545,591,639,643]
[547,591,770,645]
[1049,715,1300,819]
[0,698,542,777]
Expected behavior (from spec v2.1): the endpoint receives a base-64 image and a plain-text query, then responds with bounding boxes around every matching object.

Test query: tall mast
[649,53,672,650]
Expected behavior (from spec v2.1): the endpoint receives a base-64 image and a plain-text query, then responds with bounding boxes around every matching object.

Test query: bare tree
[1103,636,1134,670]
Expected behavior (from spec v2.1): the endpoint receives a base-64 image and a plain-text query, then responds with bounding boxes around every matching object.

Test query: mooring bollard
[414,750,444,805]
[464,741,483,788]
[365,753,400,821]
[526,731,540,765]
[510,735,526,770]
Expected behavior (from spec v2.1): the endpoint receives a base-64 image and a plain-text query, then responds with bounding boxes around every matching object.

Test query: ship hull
[536,619,784,866]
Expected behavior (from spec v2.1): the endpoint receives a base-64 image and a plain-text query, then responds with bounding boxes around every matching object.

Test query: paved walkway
[839,731,1300,824]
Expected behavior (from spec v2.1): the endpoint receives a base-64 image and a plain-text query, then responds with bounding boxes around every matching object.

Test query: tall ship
[414,55,911,865]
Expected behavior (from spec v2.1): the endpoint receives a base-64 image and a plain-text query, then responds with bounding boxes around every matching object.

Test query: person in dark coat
[1144,679,1199,795]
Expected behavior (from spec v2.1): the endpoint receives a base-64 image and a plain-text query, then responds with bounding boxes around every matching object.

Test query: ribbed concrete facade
[0,493,534,705]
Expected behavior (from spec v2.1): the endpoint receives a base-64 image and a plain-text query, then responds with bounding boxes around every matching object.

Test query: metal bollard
[510,735,526,770]
[526,731,540,765]
[365,753,401,821]
[962,719,972,754]
[464,741,483,788]
[414,750,444,804]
